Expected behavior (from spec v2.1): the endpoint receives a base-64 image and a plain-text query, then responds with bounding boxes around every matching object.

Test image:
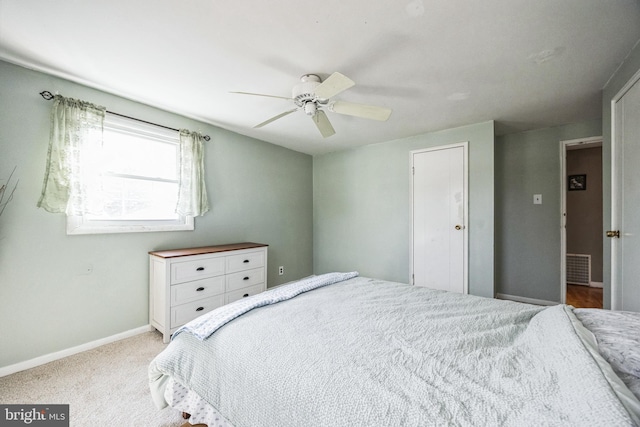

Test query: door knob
[606,230,620,238]
[455,225,462,230]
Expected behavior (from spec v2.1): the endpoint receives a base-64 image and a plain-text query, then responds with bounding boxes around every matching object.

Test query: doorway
[411,142,468,293]
[560,137,603,308]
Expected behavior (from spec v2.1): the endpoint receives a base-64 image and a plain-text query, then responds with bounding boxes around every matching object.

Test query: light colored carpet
[0,330,186,426]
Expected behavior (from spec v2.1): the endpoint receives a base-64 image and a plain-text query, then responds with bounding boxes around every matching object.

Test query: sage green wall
[0,60,313,369]
[602,40,640,309]
[495,120,602,303]
[313,121,495,298]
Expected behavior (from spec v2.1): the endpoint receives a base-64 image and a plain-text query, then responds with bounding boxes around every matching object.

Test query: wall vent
[566,253,591,286]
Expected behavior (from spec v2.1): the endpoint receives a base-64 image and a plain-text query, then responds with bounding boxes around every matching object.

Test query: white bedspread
[172,271,359,341]
[150,276,640,426]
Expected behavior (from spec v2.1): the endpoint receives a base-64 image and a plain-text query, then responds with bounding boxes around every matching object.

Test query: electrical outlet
[278,266,284,275]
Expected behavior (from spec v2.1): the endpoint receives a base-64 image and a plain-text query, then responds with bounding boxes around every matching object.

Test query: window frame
[66,114,194,235]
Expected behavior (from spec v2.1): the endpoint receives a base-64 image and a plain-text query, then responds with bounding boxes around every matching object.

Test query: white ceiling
[1,1,639,155]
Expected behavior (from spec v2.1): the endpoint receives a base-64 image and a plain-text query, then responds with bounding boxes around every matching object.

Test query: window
[66,114,194,234]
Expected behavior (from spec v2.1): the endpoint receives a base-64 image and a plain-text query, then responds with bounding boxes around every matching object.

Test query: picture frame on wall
[568,174,587,191]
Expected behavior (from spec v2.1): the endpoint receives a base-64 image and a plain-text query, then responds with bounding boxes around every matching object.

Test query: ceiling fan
[231,72,392,138]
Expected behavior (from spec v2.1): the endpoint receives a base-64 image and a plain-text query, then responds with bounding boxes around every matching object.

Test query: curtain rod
[39,91,211,141]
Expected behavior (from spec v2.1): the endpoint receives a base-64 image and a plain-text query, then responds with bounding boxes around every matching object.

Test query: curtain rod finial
[39,91,54,100]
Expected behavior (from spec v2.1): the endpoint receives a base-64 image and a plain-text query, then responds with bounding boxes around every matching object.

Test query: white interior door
[612,71,640,312]
[411,143,468,293]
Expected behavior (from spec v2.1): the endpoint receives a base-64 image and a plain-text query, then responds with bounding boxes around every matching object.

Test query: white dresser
[149,242,268,343]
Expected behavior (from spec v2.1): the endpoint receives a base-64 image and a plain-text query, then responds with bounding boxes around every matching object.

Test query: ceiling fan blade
[312,110,336,138]
[329,100,392,121]
[314,72,355,99]
[231,91,292,101]
[254,108,299,128]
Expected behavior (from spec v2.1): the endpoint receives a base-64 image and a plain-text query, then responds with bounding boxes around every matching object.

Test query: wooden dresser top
[149,242,268,258]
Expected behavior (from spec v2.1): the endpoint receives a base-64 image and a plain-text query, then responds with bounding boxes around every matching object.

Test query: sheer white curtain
[37,95,106,214]
[177,129,209,217]
[38,96,209,219]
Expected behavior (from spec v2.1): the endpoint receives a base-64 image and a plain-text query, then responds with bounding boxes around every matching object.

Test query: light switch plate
[533,194,542,205]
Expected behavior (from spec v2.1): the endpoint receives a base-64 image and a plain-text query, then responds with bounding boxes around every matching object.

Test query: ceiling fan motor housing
[293,74,323,114]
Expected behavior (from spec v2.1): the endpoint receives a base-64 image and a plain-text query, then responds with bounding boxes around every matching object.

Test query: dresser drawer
[226,251,265,273]
[226,267,265,292]
[225,283,265,304]
[171,256,225,284]
[171,295,224,328]
[171,276,225,305]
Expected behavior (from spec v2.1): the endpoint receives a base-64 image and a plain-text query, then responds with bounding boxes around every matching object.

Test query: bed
[149,273,640,426]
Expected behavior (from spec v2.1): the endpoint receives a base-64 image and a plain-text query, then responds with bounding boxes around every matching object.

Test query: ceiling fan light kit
[233,72,392,138]
[303,101,317,116]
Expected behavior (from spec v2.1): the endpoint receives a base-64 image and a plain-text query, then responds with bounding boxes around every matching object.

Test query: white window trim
[67,215,194,235]
[65,114,195,235]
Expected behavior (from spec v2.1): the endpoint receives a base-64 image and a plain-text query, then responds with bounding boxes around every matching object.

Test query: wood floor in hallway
[566,284,603,309]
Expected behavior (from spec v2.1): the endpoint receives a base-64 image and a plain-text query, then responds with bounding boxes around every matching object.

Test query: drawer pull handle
[243,276,250,280]
[243,260,249,263]
[196,307,204,312]
[196,287,205,291]
[243,294,249,298]
[196,267,205,271]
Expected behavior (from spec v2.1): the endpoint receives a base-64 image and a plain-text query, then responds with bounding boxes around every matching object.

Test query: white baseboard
[0,325,153,378]
[590,281,603,288]
[495,293,559,306]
